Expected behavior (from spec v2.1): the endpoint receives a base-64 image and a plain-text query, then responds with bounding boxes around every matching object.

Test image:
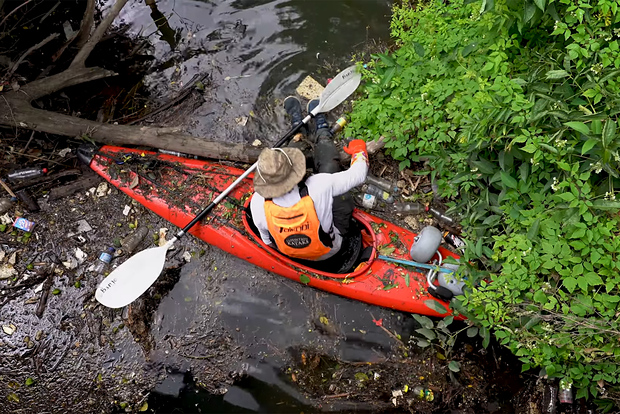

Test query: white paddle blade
[95,245,169,308]
[313,65,361,114]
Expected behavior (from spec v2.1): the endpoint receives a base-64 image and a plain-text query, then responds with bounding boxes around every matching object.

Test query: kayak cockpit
[242,202,376,278]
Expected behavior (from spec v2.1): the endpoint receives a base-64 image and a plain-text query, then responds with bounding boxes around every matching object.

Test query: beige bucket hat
[253,148,306,198]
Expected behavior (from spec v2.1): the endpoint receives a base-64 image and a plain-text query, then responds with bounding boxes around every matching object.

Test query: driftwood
[0,0,385,165]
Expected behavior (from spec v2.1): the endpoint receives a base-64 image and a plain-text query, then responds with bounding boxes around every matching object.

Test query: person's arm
[250,194,276,248]
[326,139,369,197]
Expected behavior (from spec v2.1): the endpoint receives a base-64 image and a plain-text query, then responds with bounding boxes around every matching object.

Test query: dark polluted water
[117,0,393,141]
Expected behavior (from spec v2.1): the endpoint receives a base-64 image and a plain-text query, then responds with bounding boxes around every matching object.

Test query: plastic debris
[235,116,248,126]
[183,251,192,262]
[96,182,108,197]
[58,148,72,157]
[123,205,131,216]
[252,139,262,147]
[2,324,16,335]
[296,75,325,100]
[7,167,47,181]
[67,219,92,237]
[158,228,168,247]
[121,227,148,254]
[0,264,17,279]
[74,248,87,264]
[13,217,35,232]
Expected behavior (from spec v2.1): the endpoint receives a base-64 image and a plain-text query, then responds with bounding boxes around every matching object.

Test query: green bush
[348,0,620,403]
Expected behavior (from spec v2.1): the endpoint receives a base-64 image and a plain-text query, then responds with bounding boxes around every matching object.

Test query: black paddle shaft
[176,120,307,238]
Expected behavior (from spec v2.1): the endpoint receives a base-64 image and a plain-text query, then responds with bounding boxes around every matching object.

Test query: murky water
[116,0,392,142]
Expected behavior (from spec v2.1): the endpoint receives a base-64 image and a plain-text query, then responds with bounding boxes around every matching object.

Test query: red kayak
[82,145,460,318]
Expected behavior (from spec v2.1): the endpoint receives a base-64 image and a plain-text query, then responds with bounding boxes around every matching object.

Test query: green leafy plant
[412,314,490,372]
[348,0,620,404]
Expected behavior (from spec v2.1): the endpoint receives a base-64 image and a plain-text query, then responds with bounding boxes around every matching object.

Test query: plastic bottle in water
[366,174,399,193]
[559,379,573,404]
[393,202,424,213]
[158,149,198,159]
[362,184,394,203]
[428,206,456,226]
[121,227,148,254]
[7,167,48,181]
[329,117,347,135]
[93,247,116,274]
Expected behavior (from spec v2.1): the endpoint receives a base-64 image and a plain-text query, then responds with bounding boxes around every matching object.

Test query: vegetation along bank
[348,0,620,409]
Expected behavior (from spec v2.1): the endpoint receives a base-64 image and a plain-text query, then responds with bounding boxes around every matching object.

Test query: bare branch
[74,0,96,49]
[20,66,117,100]
[0,0,32,28]
[70,0,130,69]
[5,33,59,79]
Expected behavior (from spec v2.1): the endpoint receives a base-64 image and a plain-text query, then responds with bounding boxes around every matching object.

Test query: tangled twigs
[5,33,59,80]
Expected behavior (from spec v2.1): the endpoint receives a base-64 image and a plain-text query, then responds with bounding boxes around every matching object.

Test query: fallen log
[0,0,385,167]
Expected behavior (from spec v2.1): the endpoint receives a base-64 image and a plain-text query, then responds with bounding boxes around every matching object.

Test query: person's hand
[343,139,367,156]
[343,139,368,166]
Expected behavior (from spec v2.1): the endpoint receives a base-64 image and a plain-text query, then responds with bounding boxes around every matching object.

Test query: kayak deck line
[88,146,463,319]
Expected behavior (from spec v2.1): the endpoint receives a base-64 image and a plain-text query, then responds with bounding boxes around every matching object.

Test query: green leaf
[417,339,431,347]
[413,42,425,57]
[299,274,310,284]
[581,138,598,155]
[381,67,396,87]
[527,218,541,240]
[562,276,577,293]
[534,290,548,304]
[602,120,616,148]
[592,200,620,210]
[378,53,395,67]
[524,1,537,23]
[413,314,434,329]
[577,277,588,292]
[443,315,454,326]
[545,69,568,79]
[424,299,448,315]
[462,42,478,57]
[25,378,35,386]
[448,361,461,372]
[52,289,61,295]
[467,326,479,337]
[481,326,491,348]
[533,0,546,10]
[564,121,590,135]
[500,172,518,189]
[416,328,437,340]
[584,272,603,286]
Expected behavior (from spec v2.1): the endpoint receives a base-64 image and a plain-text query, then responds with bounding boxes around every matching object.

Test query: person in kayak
[249,96,368,272]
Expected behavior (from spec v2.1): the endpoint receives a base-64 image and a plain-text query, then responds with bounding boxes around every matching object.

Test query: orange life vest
[264,183,333,260]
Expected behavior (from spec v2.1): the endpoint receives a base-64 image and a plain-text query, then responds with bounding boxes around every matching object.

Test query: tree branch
[5,33,59,79]
[70,0,129,69]
[21,66,117,101]
[74,0,96,49]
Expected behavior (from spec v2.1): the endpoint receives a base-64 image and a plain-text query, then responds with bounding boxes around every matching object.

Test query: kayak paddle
[378,255,455,274]
[95,65,362,308]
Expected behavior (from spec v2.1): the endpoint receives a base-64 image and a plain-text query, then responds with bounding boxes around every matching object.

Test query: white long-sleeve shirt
[250,157,368,260]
